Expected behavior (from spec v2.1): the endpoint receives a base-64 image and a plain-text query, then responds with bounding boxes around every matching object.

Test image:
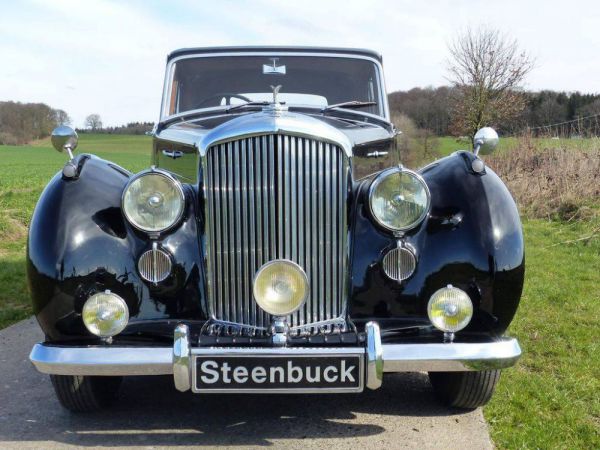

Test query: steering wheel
[190,93,252,110]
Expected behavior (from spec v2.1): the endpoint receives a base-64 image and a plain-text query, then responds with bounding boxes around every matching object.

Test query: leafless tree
[54,109,71,126]
[447,27,535,139]
[85,113,103,131]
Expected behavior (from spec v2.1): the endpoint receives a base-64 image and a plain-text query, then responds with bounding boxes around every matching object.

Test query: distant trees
[391,112,440,167]
[389,87,452,136]
[84,114,103,131]
[0,101,71,145]
[446,28,535,139]
[55,109,72,126]
[389,88,600,137]
[77,122,154,135]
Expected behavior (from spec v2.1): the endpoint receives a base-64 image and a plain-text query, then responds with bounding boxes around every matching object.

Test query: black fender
[27,155,206,342]
[349,151,524,336]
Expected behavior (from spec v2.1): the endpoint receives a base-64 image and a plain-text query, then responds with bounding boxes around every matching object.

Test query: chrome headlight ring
[368,166,431,233]
[122,168,186,234]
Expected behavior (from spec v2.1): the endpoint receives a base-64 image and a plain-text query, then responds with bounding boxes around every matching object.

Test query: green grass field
[0,134,151,328]
[0,134,598,448]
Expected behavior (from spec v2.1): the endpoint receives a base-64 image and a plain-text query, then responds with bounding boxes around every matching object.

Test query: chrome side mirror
[473,127,499,156]
[51,126,78,159]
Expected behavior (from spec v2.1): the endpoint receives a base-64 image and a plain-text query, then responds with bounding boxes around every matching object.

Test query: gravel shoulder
[0,318,493,449]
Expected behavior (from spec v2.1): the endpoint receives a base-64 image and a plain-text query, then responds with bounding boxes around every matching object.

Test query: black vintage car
[29,46,523,411]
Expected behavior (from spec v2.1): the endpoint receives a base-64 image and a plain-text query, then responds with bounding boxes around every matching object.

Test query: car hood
[155,108,394,151]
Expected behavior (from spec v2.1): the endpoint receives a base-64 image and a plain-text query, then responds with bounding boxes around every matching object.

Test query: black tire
[50,375,122,412]
[428,370,500,409]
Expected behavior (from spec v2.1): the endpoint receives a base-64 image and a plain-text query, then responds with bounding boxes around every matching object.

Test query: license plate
[192,350,364,393]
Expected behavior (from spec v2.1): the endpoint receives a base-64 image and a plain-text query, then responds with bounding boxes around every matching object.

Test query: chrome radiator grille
[204,134,350,332]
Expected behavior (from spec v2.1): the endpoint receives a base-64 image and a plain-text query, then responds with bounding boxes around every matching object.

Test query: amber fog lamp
[369,167,430,232]
[82,291,129,338]
[427,285,473,333]
[122,170,185,233]
[253,260,309,316]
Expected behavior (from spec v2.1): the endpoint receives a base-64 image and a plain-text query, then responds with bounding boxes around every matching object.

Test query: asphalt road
[0,318,493,449]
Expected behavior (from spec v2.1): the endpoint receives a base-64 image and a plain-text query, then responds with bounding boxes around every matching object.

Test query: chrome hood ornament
[270,84,282,104]
[262,84,287,116]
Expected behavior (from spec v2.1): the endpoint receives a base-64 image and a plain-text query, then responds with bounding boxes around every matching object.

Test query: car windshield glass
[167,55,383,117]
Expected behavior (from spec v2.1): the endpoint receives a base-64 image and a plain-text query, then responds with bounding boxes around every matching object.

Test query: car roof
[167,46,383,63]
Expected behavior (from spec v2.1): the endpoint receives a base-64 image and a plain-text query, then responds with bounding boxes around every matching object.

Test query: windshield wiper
[226,101,271,113]
[322,101,377,112]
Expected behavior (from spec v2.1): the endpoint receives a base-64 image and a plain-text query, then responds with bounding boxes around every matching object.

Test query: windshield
[165,55,384,117]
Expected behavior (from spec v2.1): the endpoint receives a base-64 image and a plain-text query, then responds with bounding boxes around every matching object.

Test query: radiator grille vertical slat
[205,134,349,331]
[239,139,248,325]
[310,139,318,325]
[332,146,339,320]
[297,138,305,328]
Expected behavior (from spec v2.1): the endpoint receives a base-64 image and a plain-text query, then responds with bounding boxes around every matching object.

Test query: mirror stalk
[51,126,80,178]
[472,127,499,156]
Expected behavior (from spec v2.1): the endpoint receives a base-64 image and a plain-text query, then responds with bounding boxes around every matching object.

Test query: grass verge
[485,218,599,449]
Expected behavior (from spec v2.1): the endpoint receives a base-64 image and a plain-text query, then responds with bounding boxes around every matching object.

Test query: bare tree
[54,109,71,126]
[85,113,103,131]
[447,28,534,139]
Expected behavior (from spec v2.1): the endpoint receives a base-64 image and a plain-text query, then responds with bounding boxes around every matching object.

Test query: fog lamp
[427,285,473,333]
[82,291,129,337]
[253,260,309,316]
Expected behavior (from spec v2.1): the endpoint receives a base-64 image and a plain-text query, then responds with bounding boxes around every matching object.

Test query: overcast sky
[1,0,599,127]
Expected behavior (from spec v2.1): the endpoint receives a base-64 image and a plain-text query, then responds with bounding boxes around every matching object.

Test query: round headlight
[427,285,473,333]
[369,167,430,232]
[122,171,184,233]
[253,260,309,316]
[82,291,129,337]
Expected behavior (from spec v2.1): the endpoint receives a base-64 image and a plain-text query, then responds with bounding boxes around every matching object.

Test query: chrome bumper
[30,322,521,392]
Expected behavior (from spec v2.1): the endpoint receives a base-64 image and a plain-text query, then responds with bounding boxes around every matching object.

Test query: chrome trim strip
[160,51,390,121]
[29,335,521,378]
[191,347,365,394]
[190,347,364,355]
[365,321,383,390]
[173,324,191,392]
[383,338,522,372]
[29,344,172,376]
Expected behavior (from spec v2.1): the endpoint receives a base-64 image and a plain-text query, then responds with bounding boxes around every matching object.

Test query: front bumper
[30,322,521,392]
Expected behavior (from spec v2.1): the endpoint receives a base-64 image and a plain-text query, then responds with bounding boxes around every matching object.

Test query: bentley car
[29,46,523,411]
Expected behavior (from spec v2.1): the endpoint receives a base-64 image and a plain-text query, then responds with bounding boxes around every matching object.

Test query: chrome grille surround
[202,133,351,334]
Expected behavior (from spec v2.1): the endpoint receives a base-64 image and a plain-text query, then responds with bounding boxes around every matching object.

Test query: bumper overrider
[30,322,521,393]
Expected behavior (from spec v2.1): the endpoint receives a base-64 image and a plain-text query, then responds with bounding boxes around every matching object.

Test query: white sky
[1,0,599,127]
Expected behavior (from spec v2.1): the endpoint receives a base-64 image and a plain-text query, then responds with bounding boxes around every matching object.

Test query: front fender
[349,151,524,335]
[27,155,206,342]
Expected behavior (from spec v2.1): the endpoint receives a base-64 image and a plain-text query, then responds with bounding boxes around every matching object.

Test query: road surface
[0,318,493,449]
